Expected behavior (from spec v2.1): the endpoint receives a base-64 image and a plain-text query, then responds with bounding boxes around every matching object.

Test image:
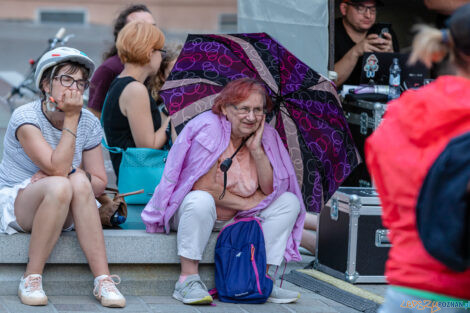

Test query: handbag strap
[99,91,125,155]
[116,189,144,198]
[99,84,172,154]
[101,138,123,154]
[105,187,119,194]
[105,187,144,198]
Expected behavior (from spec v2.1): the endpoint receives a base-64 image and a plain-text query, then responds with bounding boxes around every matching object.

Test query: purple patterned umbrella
[160,32,359,213]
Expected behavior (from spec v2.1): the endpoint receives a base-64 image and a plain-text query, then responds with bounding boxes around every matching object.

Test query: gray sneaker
[267,285,300,304]
[172,274,213,304]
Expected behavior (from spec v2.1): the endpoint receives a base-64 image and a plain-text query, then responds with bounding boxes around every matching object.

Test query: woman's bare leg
[304,213,318,231]
[68,172,109,277]
[300,230,317,255]
[300,213,318,255]
[14,177,73,276]
[180,257,199,276]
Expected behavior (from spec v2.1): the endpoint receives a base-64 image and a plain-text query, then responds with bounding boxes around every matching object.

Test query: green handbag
[105,145,168,204]
[100,92,169,204]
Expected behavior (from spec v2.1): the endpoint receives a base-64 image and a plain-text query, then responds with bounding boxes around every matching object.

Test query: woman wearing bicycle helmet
[0,47,126,308]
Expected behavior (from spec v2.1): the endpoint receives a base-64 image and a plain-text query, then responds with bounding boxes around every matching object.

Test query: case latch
[330,198,338,221]
[375,229,392,247]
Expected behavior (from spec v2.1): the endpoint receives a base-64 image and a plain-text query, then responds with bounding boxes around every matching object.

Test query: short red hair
[212,78,273,115]
[117,20,165,65]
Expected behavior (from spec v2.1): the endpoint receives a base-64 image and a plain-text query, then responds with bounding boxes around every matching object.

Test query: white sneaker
[18,274,48,306]
[93,275,126,308]
[267,285,300,304]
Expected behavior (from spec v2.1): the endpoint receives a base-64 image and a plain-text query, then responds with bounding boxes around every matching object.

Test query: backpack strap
[208,288,218,298]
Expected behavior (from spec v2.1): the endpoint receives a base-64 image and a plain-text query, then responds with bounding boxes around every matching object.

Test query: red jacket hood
[395,76,470,146]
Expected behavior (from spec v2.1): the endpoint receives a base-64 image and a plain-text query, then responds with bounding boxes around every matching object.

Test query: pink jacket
[141,111,306,262]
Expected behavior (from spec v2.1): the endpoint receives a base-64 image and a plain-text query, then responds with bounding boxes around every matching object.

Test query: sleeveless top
[102,76,162,176]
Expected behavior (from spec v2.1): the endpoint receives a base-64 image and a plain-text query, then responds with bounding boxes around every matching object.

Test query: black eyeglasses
[154,48,167,54]
[347,3,377,14]
[54,74,90,91]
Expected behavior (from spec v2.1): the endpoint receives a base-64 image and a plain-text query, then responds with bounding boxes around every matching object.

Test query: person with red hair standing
[142,78,306,305]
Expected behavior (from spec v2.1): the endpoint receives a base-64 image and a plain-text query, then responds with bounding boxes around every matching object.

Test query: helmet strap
[45,65,58,111]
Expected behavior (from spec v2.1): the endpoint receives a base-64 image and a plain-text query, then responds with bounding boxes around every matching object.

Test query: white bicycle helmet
[34,47,95,89]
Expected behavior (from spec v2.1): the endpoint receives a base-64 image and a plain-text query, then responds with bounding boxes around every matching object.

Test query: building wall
[0,0,237,32]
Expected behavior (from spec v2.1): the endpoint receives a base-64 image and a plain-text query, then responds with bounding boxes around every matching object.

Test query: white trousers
[170,190,300,266]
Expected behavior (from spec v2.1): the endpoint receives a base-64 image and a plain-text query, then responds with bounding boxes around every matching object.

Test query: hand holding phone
[367,23,392,39]
[367,23,393,52]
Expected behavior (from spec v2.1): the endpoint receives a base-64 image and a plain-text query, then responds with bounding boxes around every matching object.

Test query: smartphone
[367,23,391,38]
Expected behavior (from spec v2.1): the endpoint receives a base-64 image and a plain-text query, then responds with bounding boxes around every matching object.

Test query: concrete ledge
[0,230,218,264]
[0,230,218,295]
[1,264,215,296]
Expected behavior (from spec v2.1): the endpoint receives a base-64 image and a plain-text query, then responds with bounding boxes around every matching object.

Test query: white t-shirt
[0,100,103,188]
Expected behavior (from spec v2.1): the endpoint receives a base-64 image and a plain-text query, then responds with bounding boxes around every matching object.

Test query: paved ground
[0,253,388,313]
[0,280,387,313]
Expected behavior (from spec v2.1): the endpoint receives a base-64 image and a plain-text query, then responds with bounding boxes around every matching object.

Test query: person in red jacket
[366,4,470,312]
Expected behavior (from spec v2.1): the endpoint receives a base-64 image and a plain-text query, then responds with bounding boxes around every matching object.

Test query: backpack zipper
[250,244,262,295]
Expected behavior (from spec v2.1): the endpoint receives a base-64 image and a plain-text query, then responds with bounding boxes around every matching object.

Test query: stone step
[1,264,215,296]
[0,204,219,296]
[0,230,218,264]
[0,230,218,296]
[0,205,312,297]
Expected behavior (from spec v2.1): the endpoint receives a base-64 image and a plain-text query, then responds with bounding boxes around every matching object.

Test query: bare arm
[120,82,169,149]
[192,162,266,211]
[81,144,107,197]
[17,90,82,176]
[246,116,273,195]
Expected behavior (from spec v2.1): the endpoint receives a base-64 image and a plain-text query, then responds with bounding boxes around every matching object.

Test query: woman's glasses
[231,104,267,117]
[54,74,90,91]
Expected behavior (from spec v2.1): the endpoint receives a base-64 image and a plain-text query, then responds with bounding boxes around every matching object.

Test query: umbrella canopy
[160,32,358,213]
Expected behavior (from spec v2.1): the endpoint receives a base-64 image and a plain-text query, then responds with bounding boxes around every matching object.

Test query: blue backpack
[214,217,273,303]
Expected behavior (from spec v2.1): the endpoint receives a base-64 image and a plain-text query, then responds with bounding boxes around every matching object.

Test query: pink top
[215,142,258,220]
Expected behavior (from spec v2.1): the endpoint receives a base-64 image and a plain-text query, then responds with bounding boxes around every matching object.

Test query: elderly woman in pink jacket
[141,78,306,305]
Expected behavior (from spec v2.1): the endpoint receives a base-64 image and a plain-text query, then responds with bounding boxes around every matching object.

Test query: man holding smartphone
[334,0,399,87]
